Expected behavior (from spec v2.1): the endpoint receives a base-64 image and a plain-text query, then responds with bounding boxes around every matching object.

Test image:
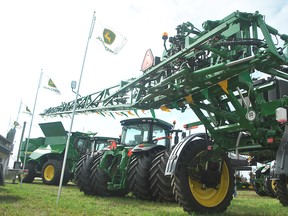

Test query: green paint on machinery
[20,121,117,185]
[74,117,184,201]
[252,160,277,198]
[41,11,288,214]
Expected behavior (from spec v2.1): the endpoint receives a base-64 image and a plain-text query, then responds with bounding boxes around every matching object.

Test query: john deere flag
[42,75,61,94]
[95,22,127,54]
[22,105,32,115]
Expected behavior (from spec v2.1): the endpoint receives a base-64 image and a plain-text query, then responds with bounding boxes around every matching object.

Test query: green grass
[0,179,287,216]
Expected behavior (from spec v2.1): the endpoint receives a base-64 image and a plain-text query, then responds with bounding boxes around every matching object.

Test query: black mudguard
[275,125,288,176]
[165,133,207,176]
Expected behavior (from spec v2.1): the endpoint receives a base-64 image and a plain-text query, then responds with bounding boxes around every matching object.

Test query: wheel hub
[198,161,222,188]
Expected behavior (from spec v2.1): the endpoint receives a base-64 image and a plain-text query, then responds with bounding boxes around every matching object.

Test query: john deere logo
[103,29,116,45]
[48,79,56,88]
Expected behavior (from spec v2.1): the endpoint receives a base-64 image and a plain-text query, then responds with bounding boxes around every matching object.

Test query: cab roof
[120,117,173,130]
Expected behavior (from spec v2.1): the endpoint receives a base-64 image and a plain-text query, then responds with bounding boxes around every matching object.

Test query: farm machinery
[75,117,184,201]
[0,133,13,185]
[252,160,277,197]
[41,11,288,214]
[20,121,116,185]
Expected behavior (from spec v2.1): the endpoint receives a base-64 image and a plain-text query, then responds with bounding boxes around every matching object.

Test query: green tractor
[75,117,184,201]
[20,121,116,185]
[252,161,277,198]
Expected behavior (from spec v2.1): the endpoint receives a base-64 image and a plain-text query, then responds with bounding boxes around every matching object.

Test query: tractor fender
[275,125,288,176]
[165,133,207,176]
[132,144,166,153]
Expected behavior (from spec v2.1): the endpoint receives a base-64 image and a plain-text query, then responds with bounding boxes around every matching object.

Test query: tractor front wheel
[149,149,175,202]
[128,149,161,200]
[89,152,108,196]
[90,166,111,196]
[75,153,98,195]
[41,159,69,185]
[172,139,234,214]
[22,162,37,183]
[264,177,276,198]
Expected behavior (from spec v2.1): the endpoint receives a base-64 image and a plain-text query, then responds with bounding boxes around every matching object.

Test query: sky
[1,0,288,166]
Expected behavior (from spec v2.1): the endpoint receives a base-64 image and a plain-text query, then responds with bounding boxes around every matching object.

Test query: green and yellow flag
[95,22,127,55]
[42,75,61,94]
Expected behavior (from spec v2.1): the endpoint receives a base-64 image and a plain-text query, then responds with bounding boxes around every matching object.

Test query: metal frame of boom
[41,10,288,164]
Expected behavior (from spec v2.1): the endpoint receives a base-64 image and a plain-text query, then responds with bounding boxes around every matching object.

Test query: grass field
[0,178,287,216]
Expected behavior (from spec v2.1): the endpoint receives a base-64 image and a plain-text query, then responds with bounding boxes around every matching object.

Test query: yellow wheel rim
[271,180,276,192]
[44,165,55,181]
[188,161,230,207]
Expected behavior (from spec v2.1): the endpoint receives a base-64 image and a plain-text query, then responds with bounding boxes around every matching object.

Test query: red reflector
[267,138,274,143]
[207,145,213,151]
[127,148,133,157]
[109,140,117,150]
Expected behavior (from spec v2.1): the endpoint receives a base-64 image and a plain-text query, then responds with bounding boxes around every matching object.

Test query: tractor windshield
[74,137,91,155]
[121,123,149,145]
[94,139,112,151]
[121,122,168,146]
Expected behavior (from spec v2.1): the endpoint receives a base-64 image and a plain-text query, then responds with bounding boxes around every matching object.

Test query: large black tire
[0,164,4,186]
[149,149,175,202]
[172,139,235,214]
[276,174,288,206]
[127,149,161,200]
[41,159,70,186]
[253,179,267,196]
[90,166,112,196]
[89,152,129,197]
[22,162,37,183]
[90,152,108,196]
[264,177,276,198]
[74,153,97,195]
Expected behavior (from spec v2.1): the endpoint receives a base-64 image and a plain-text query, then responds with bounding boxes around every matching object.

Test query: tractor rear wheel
[276,174,288,206]
[75,153,97,195]
[128,149,161,200]
[22,162,37,183]
[149,149,175,202]
[41,159,70,185]
[172,139,234,214]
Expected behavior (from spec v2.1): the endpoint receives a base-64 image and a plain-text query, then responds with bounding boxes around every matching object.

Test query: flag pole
[21,69,43,187]
[56,11,96,206]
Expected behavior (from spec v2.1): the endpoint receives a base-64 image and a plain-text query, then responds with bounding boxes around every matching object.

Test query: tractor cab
[120,117,183,151]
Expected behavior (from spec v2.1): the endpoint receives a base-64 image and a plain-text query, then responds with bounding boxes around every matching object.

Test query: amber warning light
[162,32,168,40]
